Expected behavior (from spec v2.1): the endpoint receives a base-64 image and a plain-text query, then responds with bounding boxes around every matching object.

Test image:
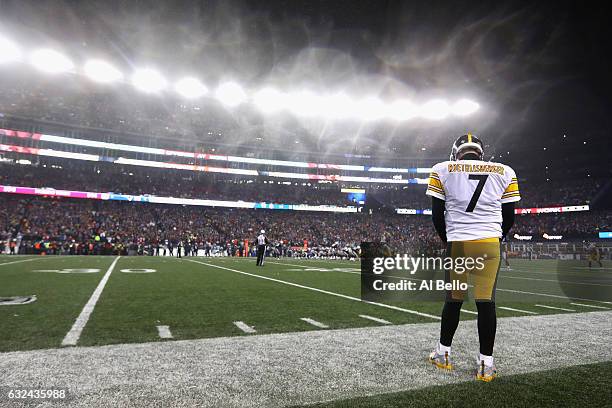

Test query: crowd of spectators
[0,162,355,206]
[0,188,610,257]
[1,161,606,210]
[0,195,443,256]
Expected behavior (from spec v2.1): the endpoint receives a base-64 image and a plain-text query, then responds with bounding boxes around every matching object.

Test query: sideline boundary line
[186,259,440,320]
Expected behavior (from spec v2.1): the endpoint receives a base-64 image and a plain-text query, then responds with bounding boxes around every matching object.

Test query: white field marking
[156,325,173,339]
[502,267,612,280]
[571,267,612,270]
[534,304,576,312]
[0,257,46,268]
[269,261,356,272]
[570,303,610,310]
[495,288,612,305]
[0,295,37,305]
[498,306,538,315]
[186,259,440,320]
[120,268,157,273]
[300,317,329,329]
[271,260,612,305]
[234,321,257,334]
[33,268,100,274]
[498,274,612,287]
[268,261,424,283]
[61,256,121,347]
[460,309,478,315]
[358,314,392,325]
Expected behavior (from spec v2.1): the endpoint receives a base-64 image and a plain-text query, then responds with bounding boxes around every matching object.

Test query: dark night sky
[1,0,611,178]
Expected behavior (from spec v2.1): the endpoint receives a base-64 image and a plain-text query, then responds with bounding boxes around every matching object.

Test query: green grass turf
[304,362,612,408]
[0,256,609,352]
[0,256,117,352]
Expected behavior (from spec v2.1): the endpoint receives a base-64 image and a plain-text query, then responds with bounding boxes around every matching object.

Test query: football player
[587,242,603,268]
[501,240,511,270]
[426,134,520,382]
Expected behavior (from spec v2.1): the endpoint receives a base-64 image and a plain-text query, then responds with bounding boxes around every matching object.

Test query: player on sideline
[501,240,511,270]
[587,242,603,268]
[256,230,269,266]
[426,134,520,382]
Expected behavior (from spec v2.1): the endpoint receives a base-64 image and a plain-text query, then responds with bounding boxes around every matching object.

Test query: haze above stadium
[0,0,610,179]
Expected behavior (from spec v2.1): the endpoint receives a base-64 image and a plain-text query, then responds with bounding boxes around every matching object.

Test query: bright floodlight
[175,77,208,99]
[0,37,21,64]
[420,99,450,120]
[29,49,74,74]
[253,88,286,113]
[353,97,387,121]
[132,68,167,93]
[452,99,480,116]
[215,82,247,107]
[320,93,354,119]
[84,59,123,83]
[286,91,323,117]
[388,99,418,121]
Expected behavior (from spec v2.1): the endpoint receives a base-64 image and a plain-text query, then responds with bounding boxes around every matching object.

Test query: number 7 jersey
[426,160,520,241]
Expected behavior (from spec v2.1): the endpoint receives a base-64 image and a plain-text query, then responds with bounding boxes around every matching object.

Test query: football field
[1,255,611,406]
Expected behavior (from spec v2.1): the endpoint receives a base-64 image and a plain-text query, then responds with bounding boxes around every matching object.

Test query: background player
[501,240,511,270]
[426,134,520,382]
[586,242,603,268]
[256,229,269,266]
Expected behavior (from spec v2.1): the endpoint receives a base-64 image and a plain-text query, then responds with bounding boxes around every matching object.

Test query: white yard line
[300,317,329,329]
[460,309,478,315]
[496,288,612,305]
[570,302,610,310]
[156,325,173,339]
[267,260,423,283]
[186,259,440,320]
[499,274,612,287]
[534,304,576,312]
[0,257,46,268]
[269,261,360,274]
[61,256,121,347]
[358,314,392,325]
[498,306,538,315]
[234,321,257,334]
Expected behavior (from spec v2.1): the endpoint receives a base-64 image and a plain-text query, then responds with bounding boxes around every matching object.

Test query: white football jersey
[426,160,520,241]
[257,234,266,245]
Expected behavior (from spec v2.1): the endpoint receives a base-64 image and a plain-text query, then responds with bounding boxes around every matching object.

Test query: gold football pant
[446,238,501,302]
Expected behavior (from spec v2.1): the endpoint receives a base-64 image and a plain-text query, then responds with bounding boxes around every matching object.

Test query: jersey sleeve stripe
[427,185,445,194]
[428,178,444,189]
[503,183,519,194]
[426,189,446,200]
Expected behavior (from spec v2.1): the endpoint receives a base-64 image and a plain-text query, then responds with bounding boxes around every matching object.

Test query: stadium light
[452,99,480,116]
[131,68,167,93]
[419,99,450,120]
[353,96,387,121]
[29,49,74,74]
[388,99,418,121]
[215,82,247,107]
[0,37,21,64]
[175,77,208,99]
[320,93,354,119]
[83,59,123,83]
[286,90,322,117]
[253,88,286,113]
